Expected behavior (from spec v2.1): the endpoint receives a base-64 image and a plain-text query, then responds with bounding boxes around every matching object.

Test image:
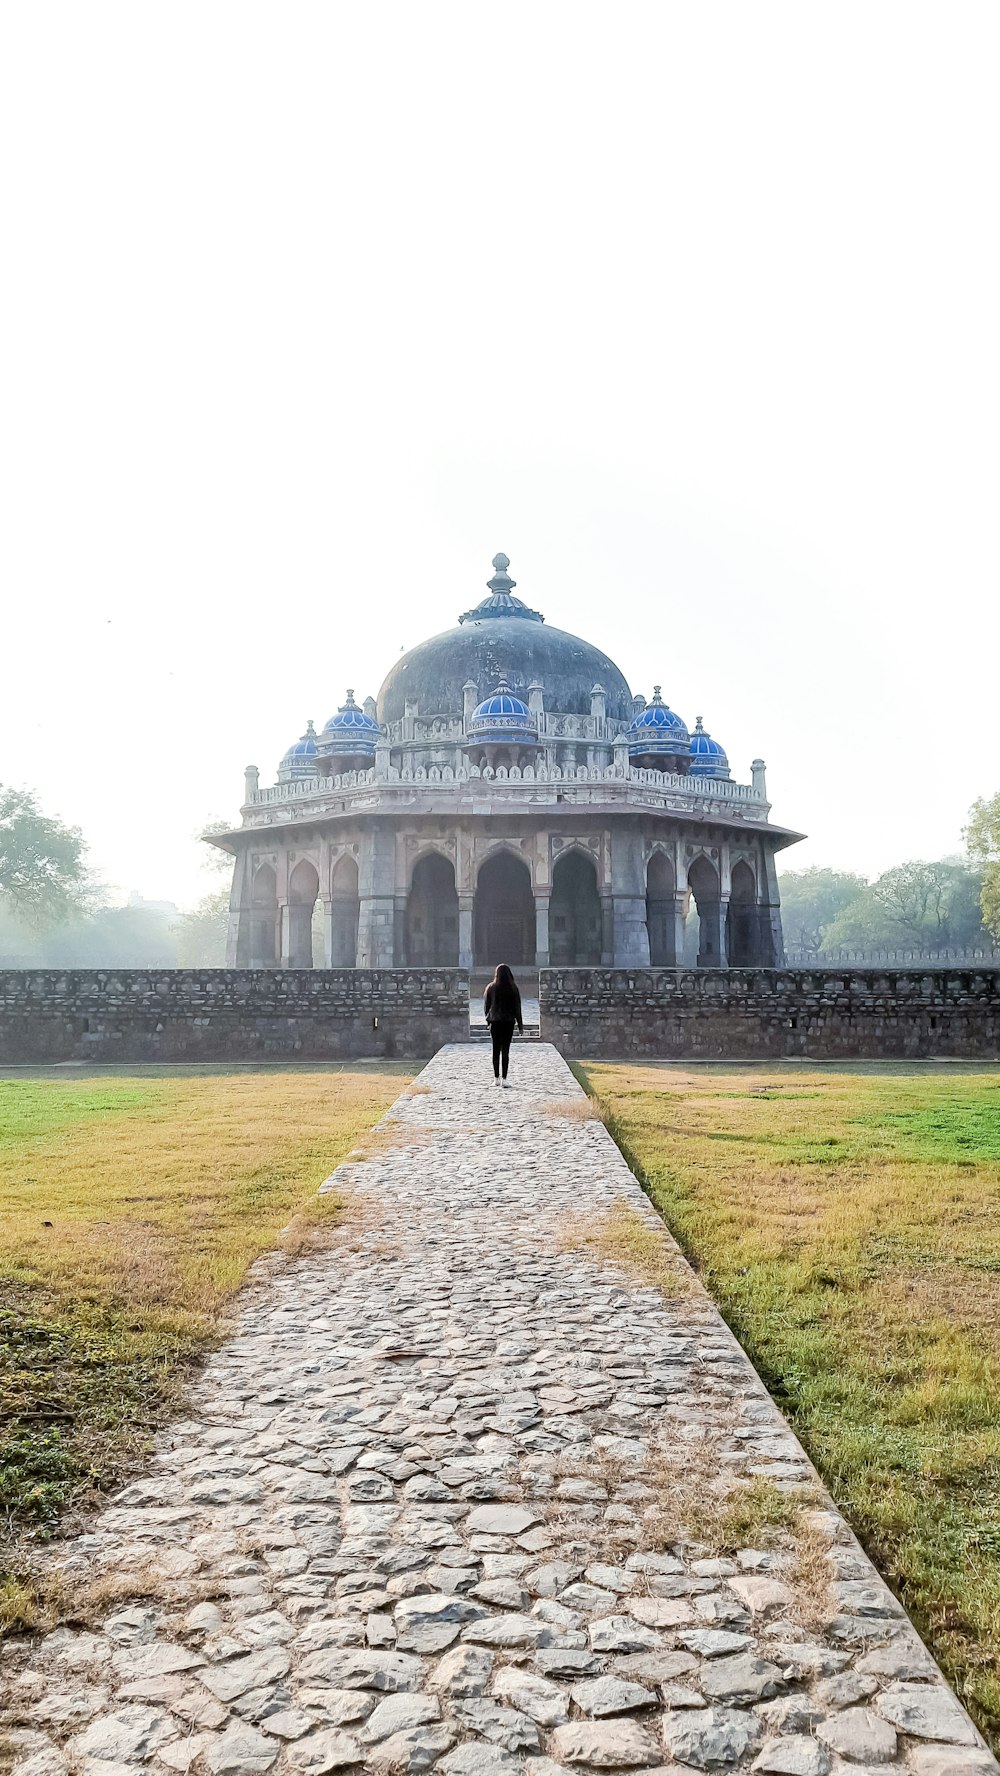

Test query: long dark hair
[485,962,518,1014]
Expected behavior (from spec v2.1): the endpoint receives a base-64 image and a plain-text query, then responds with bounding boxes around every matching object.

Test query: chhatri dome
[210,550,801,973]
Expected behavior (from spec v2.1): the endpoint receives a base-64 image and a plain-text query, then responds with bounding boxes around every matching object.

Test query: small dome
[628,687,690,758]
[319,690,382,763]
[688,715,731,780]
[278,720,319,782]
[323,690,381,735]
[467,678,538,745]
[473,687,531,721]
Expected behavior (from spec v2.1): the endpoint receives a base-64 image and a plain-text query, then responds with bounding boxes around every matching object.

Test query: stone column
[321,898,334,968]
[226,850,252,967]
[458,896,474,971]
[671,894,687,969]
[697,896,729,968]
[278,902,292,968]
[357,828,397,967]
[610,823,650,965]
[757,844,785,965]
[600,894,614,965]
[534,895,550,968]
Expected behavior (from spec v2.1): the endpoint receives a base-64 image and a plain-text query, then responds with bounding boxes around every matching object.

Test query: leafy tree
[777,868,869,957]
[965,793,1000,940]
[0,786,92,924]
[823,858,987,954]
[174,889,230,967]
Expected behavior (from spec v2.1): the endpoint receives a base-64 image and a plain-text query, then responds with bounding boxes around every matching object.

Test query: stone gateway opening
[550,849,602,966]
[287,859,319,969]
[726,858,758,967]
[405,853,459,966]
[474,850,535,968]
[329,853,360,967]
[646,851,677,966]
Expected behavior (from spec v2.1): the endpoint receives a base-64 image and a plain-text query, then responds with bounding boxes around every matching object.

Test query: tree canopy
[776,868,870,957]
[965,792,1000,940]
[822,858,987,954]
[0,785,92,925]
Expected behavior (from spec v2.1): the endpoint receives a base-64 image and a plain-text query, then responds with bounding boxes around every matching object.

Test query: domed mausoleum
[210,554,802,970]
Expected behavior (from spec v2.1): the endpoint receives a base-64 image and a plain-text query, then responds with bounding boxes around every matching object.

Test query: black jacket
[484,981,523,1033]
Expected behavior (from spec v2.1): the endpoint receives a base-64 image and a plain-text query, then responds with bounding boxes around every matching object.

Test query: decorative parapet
[235,761,772,831]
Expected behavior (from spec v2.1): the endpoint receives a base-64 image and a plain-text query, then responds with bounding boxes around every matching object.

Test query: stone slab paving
[4,1043,997,1776]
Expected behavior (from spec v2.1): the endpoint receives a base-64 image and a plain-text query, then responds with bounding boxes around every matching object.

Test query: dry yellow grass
[559,1199,696,1299]
[542,1097,599,1120]
[0,1064,409,1580]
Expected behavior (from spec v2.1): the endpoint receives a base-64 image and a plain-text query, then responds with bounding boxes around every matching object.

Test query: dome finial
[459,551,544,623]
[487,552,516,595]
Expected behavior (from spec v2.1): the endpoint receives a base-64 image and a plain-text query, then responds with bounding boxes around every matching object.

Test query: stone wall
[540,967,1000,1059]
[0,970,470,1064]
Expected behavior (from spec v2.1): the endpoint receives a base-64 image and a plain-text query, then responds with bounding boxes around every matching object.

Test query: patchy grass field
[0,1064,409,1600]
[578,1060,1000,1751]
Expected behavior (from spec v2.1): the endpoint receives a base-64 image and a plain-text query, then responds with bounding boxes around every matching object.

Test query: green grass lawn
[0,1064,409,1616]
[579,1060,1000,1753]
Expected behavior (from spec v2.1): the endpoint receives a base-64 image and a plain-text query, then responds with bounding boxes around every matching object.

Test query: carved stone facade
[210,555,803,969]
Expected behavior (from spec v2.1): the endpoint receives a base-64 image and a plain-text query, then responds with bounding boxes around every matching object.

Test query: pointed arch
[405,852,459,965]
[250,862,278,968]
[474,849,534,968]
[551,849,602,965]
[330,852,360,967]
[688,853,723,968]
[646,851,677,966]
[726,858,758,967]
[287,859,319,968]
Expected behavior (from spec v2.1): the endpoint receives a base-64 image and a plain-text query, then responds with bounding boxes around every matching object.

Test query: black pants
[490,1020,516,1078]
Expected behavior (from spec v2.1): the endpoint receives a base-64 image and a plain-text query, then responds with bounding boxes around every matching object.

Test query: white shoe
[502,1079,510,1089]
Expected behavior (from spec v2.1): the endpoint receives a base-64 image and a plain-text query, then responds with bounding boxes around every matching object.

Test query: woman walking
[484,964,523,1087]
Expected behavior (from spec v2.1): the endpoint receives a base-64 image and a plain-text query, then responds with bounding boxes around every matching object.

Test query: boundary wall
[539,966,1000,1059]
[0,970,469,1063]
[2,967,999,1065]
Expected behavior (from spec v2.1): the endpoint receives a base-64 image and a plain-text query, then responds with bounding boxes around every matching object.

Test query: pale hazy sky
[2,3,997,908]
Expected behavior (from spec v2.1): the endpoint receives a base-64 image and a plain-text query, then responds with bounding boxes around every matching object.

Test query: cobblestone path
[6,1045,997,1776]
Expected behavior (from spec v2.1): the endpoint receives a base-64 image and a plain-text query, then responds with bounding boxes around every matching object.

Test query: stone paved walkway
[6,1044,997,1776]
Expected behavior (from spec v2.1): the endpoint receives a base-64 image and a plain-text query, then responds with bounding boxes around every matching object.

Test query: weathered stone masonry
[2,968,1000,1063]
[0,970,469,1064]
[540,968,1000,1060]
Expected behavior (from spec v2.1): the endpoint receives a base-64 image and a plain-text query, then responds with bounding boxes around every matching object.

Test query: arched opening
[726,859,757,967]
[474,850,535,968]
[688,854,723,968]
[646,852,677,966]
[287,859,319,969]
[250,863,278,968]
[550,850,602,966]
[405,853,459,966]
[330,853,360,967]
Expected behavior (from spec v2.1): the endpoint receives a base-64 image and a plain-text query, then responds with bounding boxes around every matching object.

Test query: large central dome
[377,553,634,725]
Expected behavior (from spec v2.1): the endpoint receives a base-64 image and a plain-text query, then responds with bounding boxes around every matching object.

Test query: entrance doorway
[405,853,459,965]
[726,859,757,966]
[474,851,535,968]
[550,850,602,965]
[646,852,676,965]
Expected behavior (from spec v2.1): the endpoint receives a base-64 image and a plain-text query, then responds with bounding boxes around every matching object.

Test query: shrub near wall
[540,967,1000,1059]
[0,969,471,1063]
